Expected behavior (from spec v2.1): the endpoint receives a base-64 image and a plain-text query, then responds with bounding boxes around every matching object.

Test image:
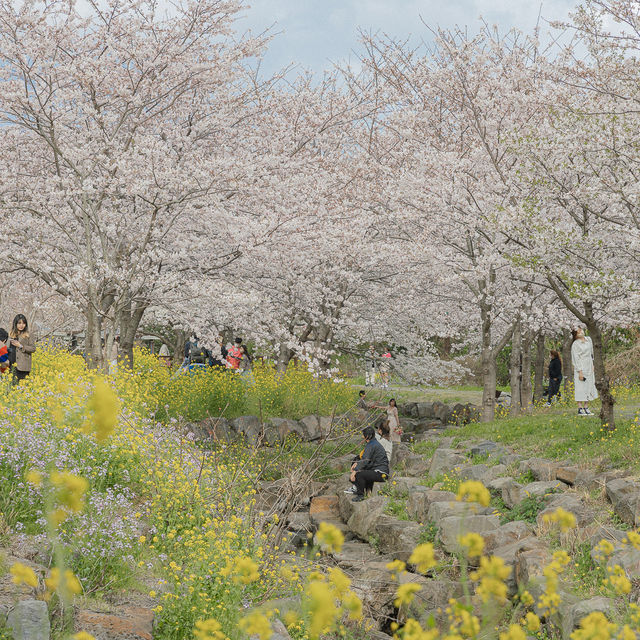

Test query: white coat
[571,337,598,402]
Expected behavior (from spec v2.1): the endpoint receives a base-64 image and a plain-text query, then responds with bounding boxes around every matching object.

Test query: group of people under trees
[176,335,252,373]
[363,344,392,389]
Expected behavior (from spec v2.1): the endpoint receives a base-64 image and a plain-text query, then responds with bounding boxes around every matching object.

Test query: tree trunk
[509,319,522,416]
[174,329,187,368]
[118,296,147,369]
[480,304,496,423]
[442,336,452,358]
[521,329,533,410]
[85,297,103,370]
[584,303,615,429]
[562,329,573,397]
[276,343,294,372]
[533,331,545,403]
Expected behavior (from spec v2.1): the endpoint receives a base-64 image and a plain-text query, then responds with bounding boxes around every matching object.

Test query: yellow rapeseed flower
[72,633,96,640]
[409,543,437,573]
[456,481,490,507]
[238,612,272,640]
[315,521,344,553]
[10,562,38,588]
[570,611,617,640]
[524,612,541,632]
[500,624,526,640]
[604,564,631,595]
[470,555,511,603]
[50,470,89,513]
[193,618,225,640]
[394,582,422,607]
[542,507,576,532]
[87,376,121,441]
[458,532,484,558]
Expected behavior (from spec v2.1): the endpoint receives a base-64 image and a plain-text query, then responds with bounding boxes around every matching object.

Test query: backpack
[190,345,208,364]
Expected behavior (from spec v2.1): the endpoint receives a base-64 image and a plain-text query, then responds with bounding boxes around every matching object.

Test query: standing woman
[10,314,36,384]
[545,350,563,406]
[386,398,402,442]
[571,328,597,416]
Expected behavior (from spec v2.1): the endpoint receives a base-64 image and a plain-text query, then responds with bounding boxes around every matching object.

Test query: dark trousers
[355,470,386,496]
[548,377,562,401]
[12,369,29,385]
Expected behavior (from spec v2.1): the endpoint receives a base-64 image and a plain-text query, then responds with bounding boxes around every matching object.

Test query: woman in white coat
[571,328,598,416]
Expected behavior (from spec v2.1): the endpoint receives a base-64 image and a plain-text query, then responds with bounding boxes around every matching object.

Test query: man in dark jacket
[350,426,389,502]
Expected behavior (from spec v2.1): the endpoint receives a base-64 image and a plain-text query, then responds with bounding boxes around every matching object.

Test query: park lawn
[449,409,640,472]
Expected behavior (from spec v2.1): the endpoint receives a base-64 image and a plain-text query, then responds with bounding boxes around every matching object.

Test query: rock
[429,449,466,478]
[608,547,640,578]
[482,521,532,552]
[487,476,513,493]
[400,574,463,625]
[438,515,500,554]
[501,480,524,508]
[555,465,582,486]
[331,541,381,568]
[459,464,489,482]
[390,477,424,494]
[400,455,430,477]
[561,597,613,640]
[427,500,489,525]
[416,402,434,419]
[469,440,502,457]
[520,458,560,481]
[346,496,389,540]
[500,453,522,466]
[232,416,263,445]
[407,489,456,521]
[286,512,313,547]
[588,526,628,548]
[401,402,418,418]
[328,454,355,473]
[502,480,564,508]
[391,443,412,469]
[299,415,326,441]
[76,607,154,640]
[188,417,233,444]
[267,418,305,444]
[270,618,293,640]
[7,600,50,640]
[375,517,422,560]
[350,562,396,624]
[515,546,552,587]
[605,477,640,527]
[490,537,544,596]
[537,494,594,529]
[310,495,340,520]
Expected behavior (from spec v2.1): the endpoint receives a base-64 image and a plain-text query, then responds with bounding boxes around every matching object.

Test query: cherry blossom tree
[0,0,266,368]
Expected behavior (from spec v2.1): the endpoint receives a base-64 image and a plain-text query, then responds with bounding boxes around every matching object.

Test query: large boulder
[560,597,613,640]
[515,546,552,587]
[429,449,466,478]
[232,415,263,445]
[346,496,389,540]
[391,444,430,477]
[299,415,330,441]
[427,500,490,526]
[519,458,561,481]
[309,496,340,527]
[537,494,594,529]
[266,418,305,444]
[504,480,564,508]
[330,541,381,568]
[416,403,434,419]
[187,417,233,445]
[605,477,640,527]
[75,606,154,640]
[391,477,425,494]
[482,521,532,552]
[438,515,500,554]
[375,516,422,561]
[407,489,456,521]
[7,600,50,640]
[489,537,545,596]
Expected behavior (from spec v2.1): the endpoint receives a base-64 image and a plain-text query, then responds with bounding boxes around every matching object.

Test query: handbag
[7,343,16,365]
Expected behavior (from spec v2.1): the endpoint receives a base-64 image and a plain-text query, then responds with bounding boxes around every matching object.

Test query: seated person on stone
[357,389,369,409]
[348,426,389,502]
[376,421,393,464]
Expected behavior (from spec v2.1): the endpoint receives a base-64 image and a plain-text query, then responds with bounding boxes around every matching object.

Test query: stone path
[282,434,640,638]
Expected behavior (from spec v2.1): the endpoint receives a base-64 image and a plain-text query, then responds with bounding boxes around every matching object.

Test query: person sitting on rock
[357,389,369,410]
[349,426,389,502]
[376,421,393,464]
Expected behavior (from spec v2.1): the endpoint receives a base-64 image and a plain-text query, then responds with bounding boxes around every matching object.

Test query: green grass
[447,410,640,472]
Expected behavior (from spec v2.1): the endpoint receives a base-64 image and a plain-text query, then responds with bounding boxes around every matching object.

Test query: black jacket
[355,438,390,475]
[549,357,563,381]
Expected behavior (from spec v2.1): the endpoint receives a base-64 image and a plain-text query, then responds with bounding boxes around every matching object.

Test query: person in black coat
[546,350,563,406]
[349,426,389,502]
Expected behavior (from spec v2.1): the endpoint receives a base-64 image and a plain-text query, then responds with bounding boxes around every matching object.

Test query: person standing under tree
[545,350,563,406]
[9,314,36,384]
[364,344,377,386]
[571,328,597,416]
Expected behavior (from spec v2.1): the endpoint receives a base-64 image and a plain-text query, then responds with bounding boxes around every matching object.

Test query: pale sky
[237,0,578,74]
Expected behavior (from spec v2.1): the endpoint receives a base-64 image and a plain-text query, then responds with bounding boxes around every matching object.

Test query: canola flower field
[0,347,639,640]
